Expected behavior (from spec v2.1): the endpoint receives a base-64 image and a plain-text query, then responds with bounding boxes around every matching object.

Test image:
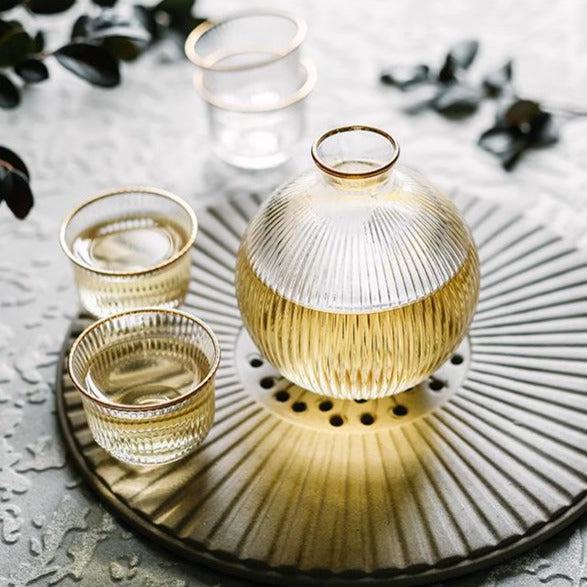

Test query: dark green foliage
[54,43,120,87]
[380,40,562,169]
[14,58,48,83]
[0,71,18,107]
[27,0,76,14]
[0,146,33,219]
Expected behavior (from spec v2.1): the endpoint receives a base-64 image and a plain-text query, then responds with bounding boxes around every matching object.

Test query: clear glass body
[235,126,480,399]
[68,309,220,465]
[185,13,315,169]
[61,187,197,318]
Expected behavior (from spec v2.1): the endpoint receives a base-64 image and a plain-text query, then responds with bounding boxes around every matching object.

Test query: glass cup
[68,308,220,465]
[60,187,197,318]
[185,12,316,170]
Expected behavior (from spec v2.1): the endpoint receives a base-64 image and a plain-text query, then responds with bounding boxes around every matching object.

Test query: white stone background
[1,0,586,584]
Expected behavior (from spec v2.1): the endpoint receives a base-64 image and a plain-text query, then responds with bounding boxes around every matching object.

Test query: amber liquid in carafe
[236,246,480,399]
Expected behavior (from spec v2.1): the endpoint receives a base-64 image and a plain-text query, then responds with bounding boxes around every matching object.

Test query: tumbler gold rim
[68,308,221,412]
[60,186,198,277]
[192,57,316,113]
[184,11,307,72]
[311,125,401,180]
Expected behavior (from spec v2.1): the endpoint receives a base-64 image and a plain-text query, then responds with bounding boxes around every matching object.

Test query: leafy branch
[380,40,584,170]
[0,0,205,108]
[1,0,205,220]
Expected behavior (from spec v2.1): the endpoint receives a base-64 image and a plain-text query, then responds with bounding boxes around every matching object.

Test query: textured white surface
[1,0,586,584]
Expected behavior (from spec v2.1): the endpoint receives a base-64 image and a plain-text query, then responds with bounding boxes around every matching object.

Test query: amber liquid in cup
[61,187,197,318]
[83,337,214,463]
[72,214,188,275]
[69,309,219,465]
[85,337,210,406]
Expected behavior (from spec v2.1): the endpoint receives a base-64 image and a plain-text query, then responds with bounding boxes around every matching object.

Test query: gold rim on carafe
[311,125,401,180]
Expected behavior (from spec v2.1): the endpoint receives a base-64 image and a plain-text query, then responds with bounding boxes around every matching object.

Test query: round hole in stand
[319,400,333,412]
[249,357,263,368]
[292,401,307,413]
[429,379,444,392]
[329,415,344,427]
[451,354,464,365]
[274,390,290,402]
[360,413,375,426]
[260,376,275,389]
[392,405,408,417]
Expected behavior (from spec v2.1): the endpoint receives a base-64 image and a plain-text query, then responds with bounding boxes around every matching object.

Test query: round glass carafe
[235,126,480,399]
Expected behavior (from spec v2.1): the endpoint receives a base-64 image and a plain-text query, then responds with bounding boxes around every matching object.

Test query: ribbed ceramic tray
[56,193,587,586]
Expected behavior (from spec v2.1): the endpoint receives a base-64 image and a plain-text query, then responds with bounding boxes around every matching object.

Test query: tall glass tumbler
[185,12,316,170]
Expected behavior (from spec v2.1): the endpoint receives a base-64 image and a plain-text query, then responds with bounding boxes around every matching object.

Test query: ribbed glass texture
[61,187,197,318]
[184,13,313,169]
[69,309,219,465]
[235,127,480,399]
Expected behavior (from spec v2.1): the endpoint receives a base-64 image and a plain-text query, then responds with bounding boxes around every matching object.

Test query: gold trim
[193,57,316,113]
[60,186,198,277]
[311,125,401,180]
[68,308,221,412]
[184,11,307,72]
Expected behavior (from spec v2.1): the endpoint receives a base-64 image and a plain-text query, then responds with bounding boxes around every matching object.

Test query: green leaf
[0,72,20,108]
[154,0,195,12]
[14,58,48,83]
[503,99,541,128]
[0,0,21,12]
[153,0,203,37]
[27,0,76,14]
[483,60,513,96]
[170,13,205,37]
[134,5,158,39]
[32,30,44,52]
[1,167,33,219]
[0,18,19,38]
[70,15,89,41]
[0,145,29,179]
[433,84,482,117]
[53,42,120,87]
[72,11,151,45]
[448,39,479,70]
[0,28,32,67]
[437,40,479,83]
[101,36,143,61]
[87,14,150,43]
[380,64,429,90]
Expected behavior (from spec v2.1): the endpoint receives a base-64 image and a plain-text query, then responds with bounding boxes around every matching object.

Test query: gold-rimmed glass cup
[60,186,197,318]
[68,308,220,465]
[185,12,316,169]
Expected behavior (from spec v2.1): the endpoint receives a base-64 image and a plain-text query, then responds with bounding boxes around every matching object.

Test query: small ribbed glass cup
[60,187,197,318]
[185,12,316,169]
[68,309,220,465]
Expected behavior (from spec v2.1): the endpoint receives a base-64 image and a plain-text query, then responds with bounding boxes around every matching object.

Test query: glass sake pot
[235,126,480,399]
